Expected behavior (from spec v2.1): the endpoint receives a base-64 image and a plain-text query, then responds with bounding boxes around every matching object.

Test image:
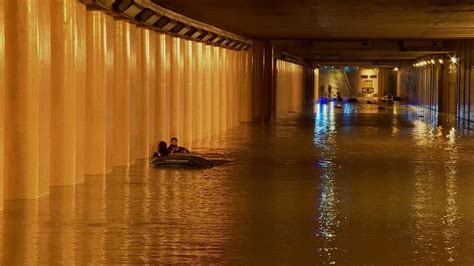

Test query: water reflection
[2,102,474,264]
[314,103,340,264]
[442,128,460,264]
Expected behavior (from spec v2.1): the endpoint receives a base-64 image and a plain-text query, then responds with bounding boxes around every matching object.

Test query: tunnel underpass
[1,0,474,264]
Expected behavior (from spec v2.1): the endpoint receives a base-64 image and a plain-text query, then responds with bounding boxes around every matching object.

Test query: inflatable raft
[151,154,214,168]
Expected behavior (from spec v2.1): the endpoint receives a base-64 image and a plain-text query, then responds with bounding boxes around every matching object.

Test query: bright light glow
[430,59,435,64]
[394,67,399,71]
[450,56,458,64]
[438,59,444,64]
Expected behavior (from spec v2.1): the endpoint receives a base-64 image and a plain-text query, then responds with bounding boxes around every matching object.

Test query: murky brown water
[2,102,474,264]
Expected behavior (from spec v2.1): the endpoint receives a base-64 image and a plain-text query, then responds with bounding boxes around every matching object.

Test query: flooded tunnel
[1,0,474,264]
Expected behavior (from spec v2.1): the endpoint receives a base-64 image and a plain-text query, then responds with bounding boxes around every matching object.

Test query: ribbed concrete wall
[400,65,442,112]
[0,0,253,204]
[275,60,304,115]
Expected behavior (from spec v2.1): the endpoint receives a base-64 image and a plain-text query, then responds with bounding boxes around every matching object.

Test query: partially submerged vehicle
[151,154,214,168]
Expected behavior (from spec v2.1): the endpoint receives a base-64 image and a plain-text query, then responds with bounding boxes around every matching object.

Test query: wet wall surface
[1,102,474,264]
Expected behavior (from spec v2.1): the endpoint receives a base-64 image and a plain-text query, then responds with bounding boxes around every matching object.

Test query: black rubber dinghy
[152,154,214,168]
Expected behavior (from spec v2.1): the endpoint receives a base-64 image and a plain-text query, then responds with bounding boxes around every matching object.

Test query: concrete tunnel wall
[275,60,304,115]
[0,0,254,204]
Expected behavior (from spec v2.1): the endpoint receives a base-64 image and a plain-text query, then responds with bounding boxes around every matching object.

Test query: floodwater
[2,102,474,264]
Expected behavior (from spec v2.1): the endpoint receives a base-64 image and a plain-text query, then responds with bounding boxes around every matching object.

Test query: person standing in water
[327,84,332,99]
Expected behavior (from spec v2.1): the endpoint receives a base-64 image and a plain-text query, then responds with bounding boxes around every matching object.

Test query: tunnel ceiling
[152,0,474,39]
[152,0,469,63]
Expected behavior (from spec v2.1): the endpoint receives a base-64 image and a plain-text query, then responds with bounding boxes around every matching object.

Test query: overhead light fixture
[394,67,399,71]
[201,33,214,42]
[154,16,178,32]
[240,44,250,50]
[438,59,444,64]
[224,40,237,48]
[196,31,209,40]
[430,59,435,64]
[190,30,203,39]
[221,39,231,46]
[113,0,132,11]
[211,36,224,44]
[135,8,154,23]
[184,27,198,38]
[206,34,218,43]
[170,23,186,34]
[122,3,142,18]
[96,0,116,8]
[450,56,458,64]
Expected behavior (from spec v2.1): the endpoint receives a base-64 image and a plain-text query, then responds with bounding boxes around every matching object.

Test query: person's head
[158,141,167,150]
[170,137,178,146]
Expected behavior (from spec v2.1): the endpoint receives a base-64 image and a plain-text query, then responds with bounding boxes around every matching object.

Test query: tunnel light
[430,59,435,64]
[450,56,458,64]
[230,41,241,49]
[201,33,216,42]
[211,36,224,44]
[438,59,444,64]
[240,44,250,50]
[170,23,186,34]
[136,8,154,23]
[123,3,143,18]
[221,39,231,46]
[144,14,160,26]
[160,20,178,32]
[394,67,399,71]
[184,27,198,38]
[234,43,245,50]
[191,30,204,39]
[226,40,238,48]
[113,0,132,12]
[96,0,116,8]
[207,34,218,43]
[176,26,192,36]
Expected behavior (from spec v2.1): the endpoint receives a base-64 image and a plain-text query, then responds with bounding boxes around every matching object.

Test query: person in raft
[167,137,190,154]
[154,141,170,157]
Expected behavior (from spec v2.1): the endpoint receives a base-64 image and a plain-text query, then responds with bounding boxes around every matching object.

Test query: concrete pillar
[75,2,86,183]
[202,45,212,139]
[136,28,151,158]
[252,40,275,121]
[148,32,157,155]
[211,47,221,136]
[192,42,204,143]
[38,0,51,196]
[85,11,108,175]
[183,40,194,145]
[105,16,115,172]
[155,34,171,143]
[219,48,228,132]
[233,51,241,127]
[227,50,234,129]
[4,0,42,199]
[112,21,131,165]
[129,25,138,163]
[241,50,253,122]
[0,0,5,209]
[314,68,320,100]
[170,37,183,140]
[228,50,236,128]
[50,0,78,186]
[178,38,186,142]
